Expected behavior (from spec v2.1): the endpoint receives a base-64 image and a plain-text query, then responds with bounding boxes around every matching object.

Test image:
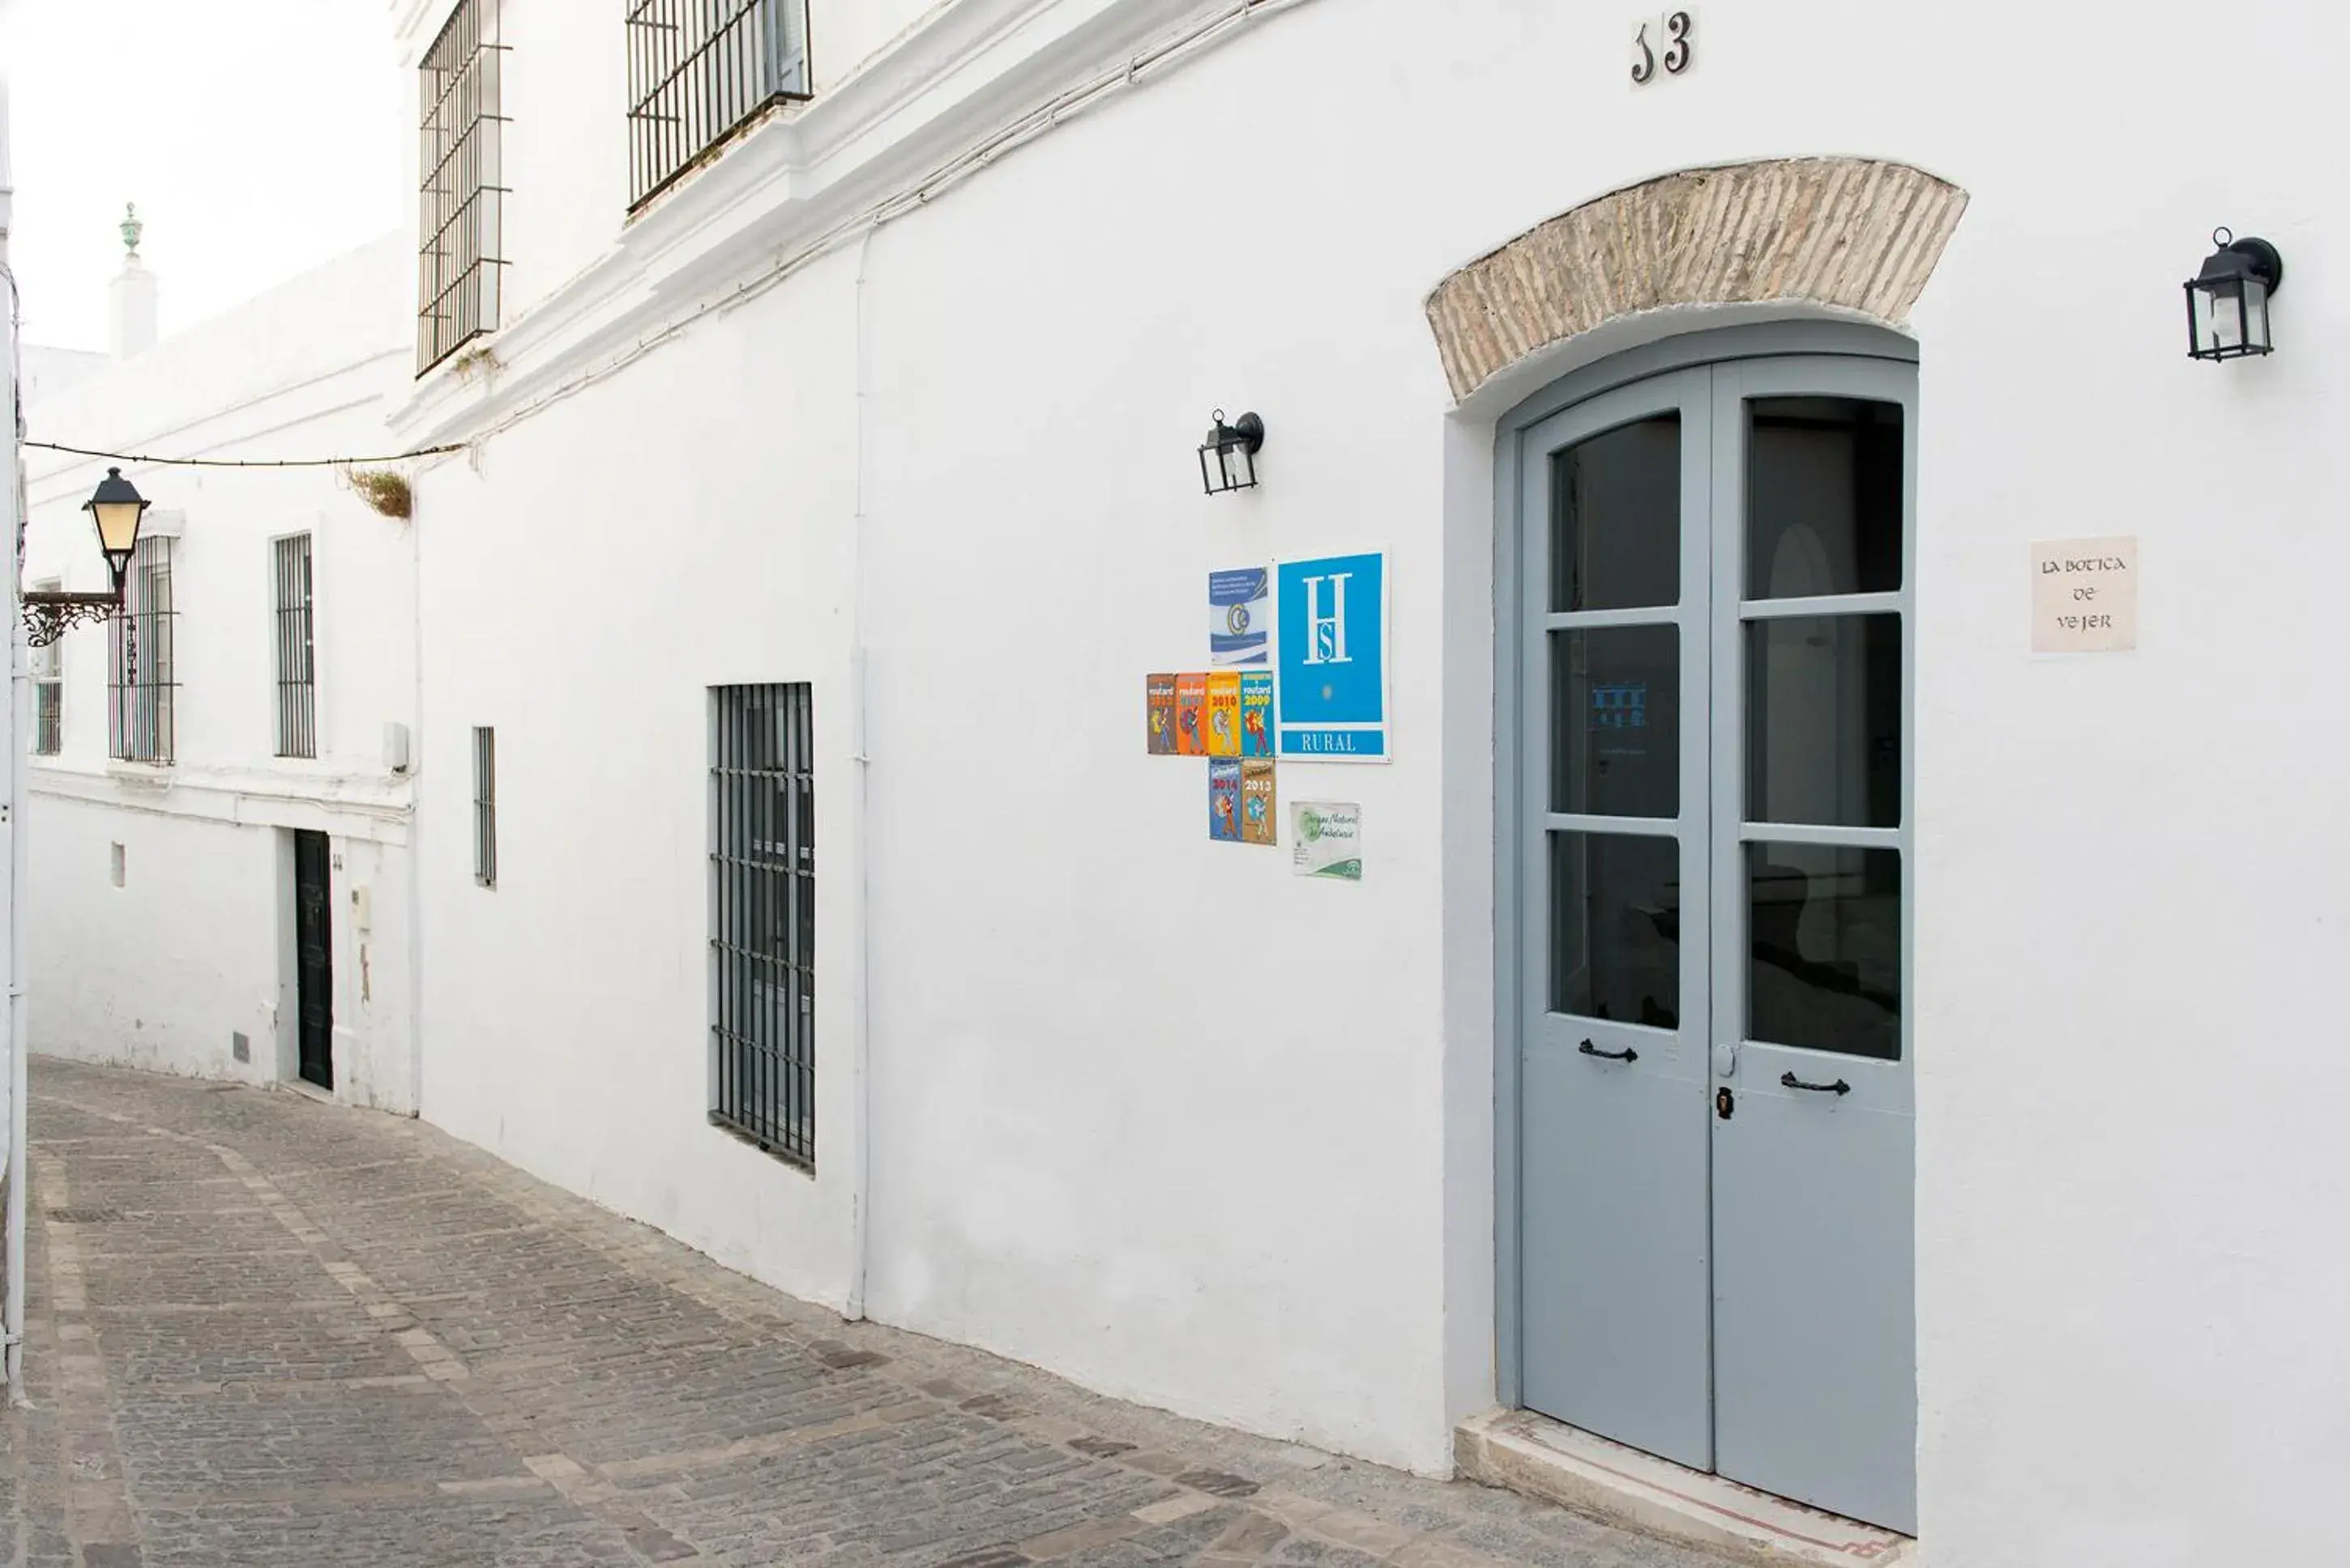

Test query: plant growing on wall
[342,467,412,520]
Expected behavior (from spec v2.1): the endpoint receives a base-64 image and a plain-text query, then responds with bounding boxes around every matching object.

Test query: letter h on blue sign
[1275,552,1386,758]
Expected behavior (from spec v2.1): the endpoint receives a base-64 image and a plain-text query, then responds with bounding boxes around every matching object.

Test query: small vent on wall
[232,1032,250,1063]
[109,843,126,887]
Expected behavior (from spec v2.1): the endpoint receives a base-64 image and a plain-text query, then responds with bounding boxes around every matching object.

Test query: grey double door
[1515,353,1915,1533]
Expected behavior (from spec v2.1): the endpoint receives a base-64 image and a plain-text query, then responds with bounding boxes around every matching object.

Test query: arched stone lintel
[1425,158,1968,404]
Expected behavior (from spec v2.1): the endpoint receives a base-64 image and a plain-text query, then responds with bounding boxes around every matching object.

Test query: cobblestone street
[0,1061,1716,1568]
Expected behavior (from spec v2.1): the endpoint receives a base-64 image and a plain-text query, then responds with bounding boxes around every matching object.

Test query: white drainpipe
[1,70,29,1403]
[842,221,878,1322]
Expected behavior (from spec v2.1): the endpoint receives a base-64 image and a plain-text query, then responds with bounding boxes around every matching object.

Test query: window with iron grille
[107,537,176,765]
[626,0,810,210]
[710,682,814,1168]
[32,579,62,756]
[472,726,497,887]
[418,0,507,374]
[272,534,317,758]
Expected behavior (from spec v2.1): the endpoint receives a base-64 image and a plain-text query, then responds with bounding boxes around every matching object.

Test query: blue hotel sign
[1275,551,1389,761]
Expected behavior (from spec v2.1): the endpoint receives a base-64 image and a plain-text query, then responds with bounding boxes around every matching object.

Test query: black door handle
[1579,1039,1638,1063]
[1780,1070,1851,1096]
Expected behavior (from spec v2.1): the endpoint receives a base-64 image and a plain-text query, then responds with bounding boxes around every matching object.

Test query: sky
[0,0,407,352]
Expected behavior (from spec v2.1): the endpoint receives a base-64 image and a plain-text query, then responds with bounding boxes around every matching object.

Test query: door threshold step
[1455,1409,1913,1567]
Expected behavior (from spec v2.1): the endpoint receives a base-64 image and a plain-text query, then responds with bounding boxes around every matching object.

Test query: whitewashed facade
[22,235,421,1113]
[74,0,2317,1559]
[17,345,105,406]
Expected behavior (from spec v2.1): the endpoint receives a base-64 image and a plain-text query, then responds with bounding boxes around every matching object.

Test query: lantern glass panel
[1221,440,1254,490]
[2194,281,2245,357]
[1200,440,1225,493]
[2240,276,2271,352]
[91,500,145,560]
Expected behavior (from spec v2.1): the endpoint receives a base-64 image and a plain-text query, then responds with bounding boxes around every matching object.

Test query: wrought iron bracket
[20,592,122,648]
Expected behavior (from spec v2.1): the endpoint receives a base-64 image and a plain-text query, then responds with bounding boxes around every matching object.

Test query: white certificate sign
[1291,802,1362,881]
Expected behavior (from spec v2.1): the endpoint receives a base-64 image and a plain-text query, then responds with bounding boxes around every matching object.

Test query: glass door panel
[1745,842,1902,1060]
[1552,625,1680,817]
[1553,413,1682,611]
[1743,614,1901,828]
[1551,831,1681,1027]
[1744,397,1904,599]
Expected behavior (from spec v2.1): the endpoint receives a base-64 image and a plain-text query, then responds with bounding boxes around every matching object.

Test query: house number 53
[1631,11,1694,84]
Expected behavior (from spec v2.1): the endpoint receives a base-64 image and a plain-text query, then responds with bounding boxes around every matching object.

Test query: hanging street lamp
[20,467,151,646]
[2185,228,2284,363]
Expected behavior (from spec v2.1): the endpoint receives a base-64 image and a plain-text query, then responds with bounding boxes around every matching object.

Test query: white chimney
[109,203,157,360]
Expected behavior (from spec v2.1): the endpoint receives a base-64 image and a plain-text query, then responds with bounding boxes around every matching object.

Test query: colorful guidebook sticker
[1174,673,1207,756]
[1209,758,1243,843]
[1146,673,1177,755]
[1205,672,1242,758]
[1240,759,1276,846]
[1239,670,1274,758]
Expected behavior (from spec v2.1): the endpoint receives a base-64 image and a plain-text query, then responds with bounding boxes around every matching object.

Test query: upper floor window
[626,0,810,211]
[109,536,177,766]
[272,533,318,759]
[32,579,62,757]
[419,0,507,374]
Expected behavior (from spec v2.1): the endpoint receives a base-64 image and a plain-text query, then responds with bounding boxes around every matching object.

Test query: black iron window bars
[472,726,498,888]
[107,536,176,765]
[710,681,815,1168]
[627,0,810,210]
[418,0,508,373]
[273,534,317,759]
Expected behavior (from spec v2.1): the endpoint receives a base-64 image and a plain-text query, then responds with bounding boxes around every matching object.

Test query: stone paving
[2,1059,1723,1568]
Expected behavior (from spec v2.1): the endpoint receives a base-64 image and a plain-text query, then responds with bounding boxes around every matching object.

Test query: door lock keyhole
[1715,1087,1734,1120]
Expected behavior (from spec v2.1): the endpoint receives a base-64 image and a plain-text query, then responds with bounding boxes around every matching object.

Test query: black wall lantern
[20,467,152,647]
[2186,228,2284,362]
[1198,410,1265,495]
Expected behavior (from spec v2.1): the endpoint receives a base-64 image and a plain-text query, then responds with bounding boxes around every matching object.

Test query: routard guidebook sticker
[1238,670,1274,758]
[1275,551,1387,761]
[1205,672,1242,757]
[1240,759,1276,846]
[1174,673,1207,756]
[1209,567,1271,667]
[1209,758,1244,843]
[1291,801,1362,880]
[1145,673,1177,755]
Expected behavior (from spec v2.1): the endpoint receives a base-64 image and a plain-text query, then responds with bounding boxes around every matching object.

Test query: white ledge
[390,0,1265,448]
[33,763,416,844]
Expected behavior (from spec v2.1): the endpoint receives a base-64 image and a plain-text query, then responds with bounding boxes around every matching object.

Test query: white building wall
[18,344,105,404]
[400,0,1049,349]
[23,235,421,1112]
[387,0,2350,1559]
[409,242,865,1314]
[1901,47,2350,1568]
[483,0,631,331]
[810,0,951,90]
[30,801,268,1081]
